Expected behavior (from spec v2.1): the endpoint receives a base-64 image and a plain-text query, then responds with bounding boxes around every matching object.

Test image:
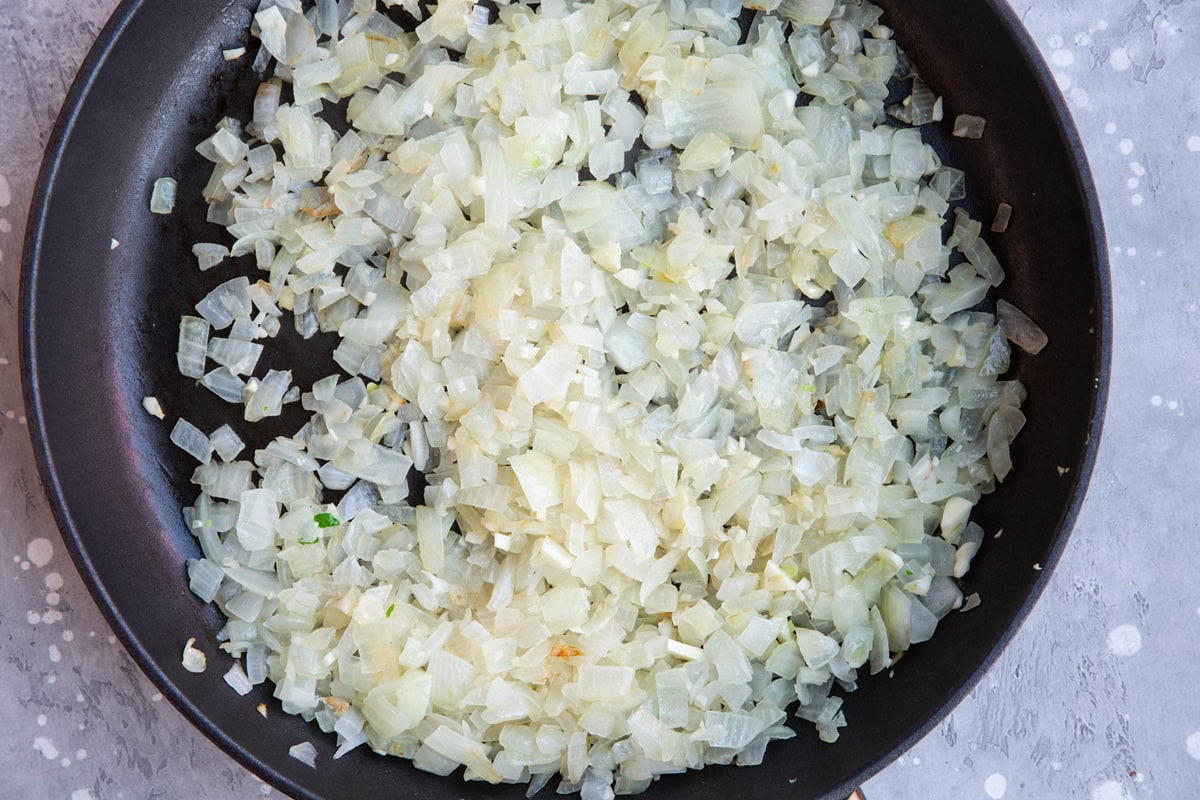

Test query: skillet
[20,1,1110,798]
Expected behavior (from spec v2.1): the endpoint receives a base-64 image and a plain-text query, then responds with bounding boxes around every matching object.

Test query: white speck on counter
[33,737,59,760]
[1131,194,1144,207]
[20,560,29,570]
[1127,178,1138,190]
[1105,121,1117,135]
[63,630,74,642]
[1051,49,1074,66]
[59,757,70,768]
[151,692,163,702]
[1092,781,1130,800]
[75,749,87,761]
[1129,161,1145,176]
[48,644,61,663]
[1150,395,1162,407]
[47,674,57,685]
[46,592,60,606]
[36,714,46,726]
[911,757,921,765]
[0,174,10,206]
[1051,761,1063,771]
[984,773,1007,799]
[1119,138,1134,155]
[110,238,120,249]
[26,611,39,625]
[1110,47,1131,71]
[1189,136,1200,152]
[27,538,53,567]
[71,790,96,800]
[1107,624,1142,657]
[0,219,10,233]
[45,572,63,590]
[1186,731,1200,760]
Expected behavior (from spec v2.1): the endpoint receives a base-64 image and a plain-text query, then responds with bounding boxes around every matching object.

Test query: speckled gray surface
[1,1,1197,799]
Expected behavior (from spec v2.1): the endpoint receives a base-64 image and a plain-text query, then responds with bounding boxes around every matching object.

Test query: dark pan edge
[19,2,1111,799]
[18,2,321,799]
[819,0,1114,794]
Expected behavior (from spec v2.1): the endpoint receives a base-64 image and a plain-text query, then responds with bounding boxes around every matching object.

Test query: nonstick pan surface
[21,2,1110,798]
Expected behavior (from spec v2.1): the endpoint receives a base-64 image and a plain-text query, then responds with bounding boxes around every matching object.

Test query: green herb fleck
[801,383,816,393]
[298,534,319,545]
[385,603,395,618]
[313,512,340,528]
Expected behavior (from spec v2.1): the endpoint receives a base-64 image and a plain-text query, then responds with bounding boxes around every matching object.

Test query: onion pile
[168,0,1044,793]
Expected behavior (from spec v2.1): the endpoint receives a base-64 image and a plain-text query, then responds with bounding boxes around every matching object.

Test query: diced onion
[170,418,212,464]
[224,660,254,695]
[953,114,988,139]
[288,741,318,768]
[168,0,1042,794]
[150,177,177,214]
[181,637,207,673]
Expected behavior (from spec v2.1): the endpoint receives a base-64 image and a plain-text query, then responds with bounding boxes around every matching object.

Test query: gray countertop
[1,1,1196,798]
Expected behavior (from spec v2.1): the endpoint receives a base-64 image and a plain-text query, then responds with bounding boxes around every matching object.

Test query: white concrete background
[0,2,1196,799]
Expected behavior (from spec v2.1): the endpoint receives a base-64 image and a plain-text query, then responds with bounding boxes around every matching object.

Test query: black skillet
[21,1,1110,799]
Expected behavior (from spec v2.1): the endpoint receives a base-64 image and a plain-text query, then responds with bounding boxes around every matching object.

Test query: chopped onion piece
[224,660,254,696]
[288,741,318,768]
[991,202,1013,233]
[171,418,212,464]
[953,114,988,139]
[996,299,1049,355]
[150,177,177,214]
[142,396,165,419]
[181,637,207,673]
